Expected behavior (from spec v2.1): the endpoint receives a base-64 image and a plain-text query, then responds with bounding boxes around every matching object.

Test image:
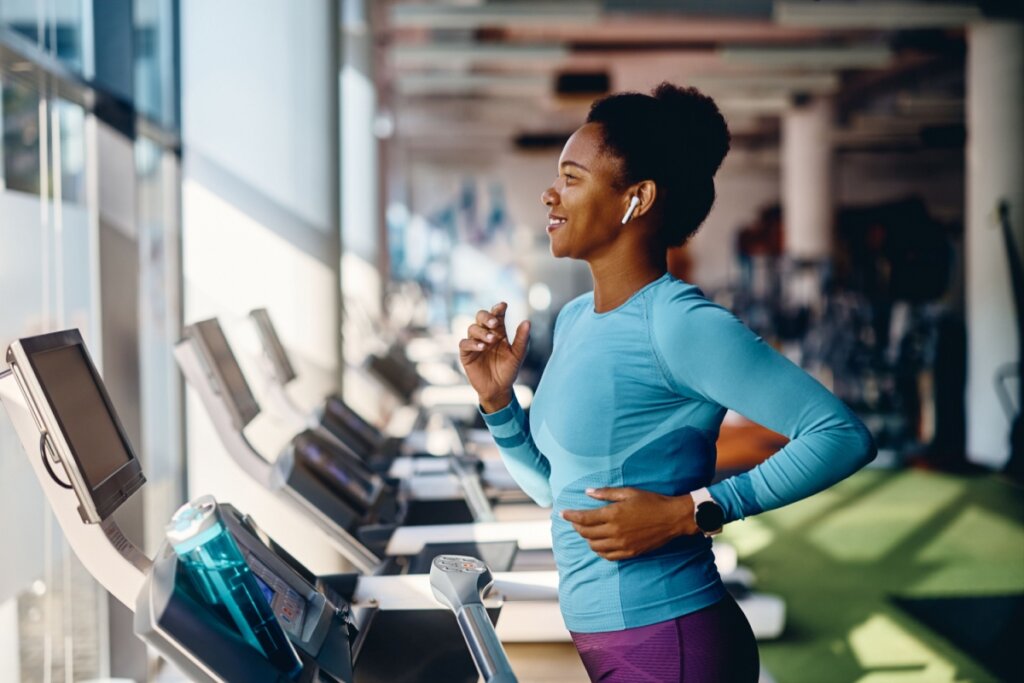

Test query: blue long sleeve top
[481,273,875,633]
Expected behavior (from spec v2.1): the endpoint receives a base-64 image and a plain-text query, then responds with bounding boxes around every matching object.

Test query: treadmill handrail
[385,520,554,556]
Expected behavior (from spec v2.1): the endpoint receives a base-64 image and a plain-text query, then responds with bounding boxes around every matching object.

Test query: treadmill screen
[253,574,275,606]
[244,552,307,639]
[194,319,261,428]
[30,345,134,488]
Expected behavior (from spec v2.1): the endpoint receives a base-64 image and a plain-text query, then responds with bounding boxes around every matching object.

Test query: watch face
[696,501,724,532]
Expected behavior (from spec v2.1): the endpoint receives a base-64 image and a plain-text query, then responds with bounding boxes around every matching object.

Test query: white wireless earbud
[621,196,641,224]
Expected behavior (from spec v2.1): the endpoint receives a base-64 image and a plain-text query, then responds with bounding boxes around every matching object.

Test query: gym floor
[742,467,1022,683]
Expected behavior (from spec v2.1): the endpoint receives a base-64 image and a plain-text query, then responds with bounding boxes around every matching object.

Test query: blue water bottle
[166,495,303,678]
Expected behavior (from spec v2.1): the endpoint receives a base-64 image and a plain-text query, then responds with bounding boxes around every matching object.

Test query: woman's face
[541,123,632,261]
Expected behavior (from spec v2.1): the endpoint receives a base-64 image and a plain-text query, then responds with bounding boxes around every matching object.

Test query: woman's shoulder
[652,274,713,312]
[650,276,748,337]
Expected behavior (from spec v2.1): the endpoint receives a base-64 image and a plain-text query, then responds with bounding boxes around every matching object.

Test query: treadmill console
[246,551,308,639]
[186,318,262,430]
[6,329,146,523]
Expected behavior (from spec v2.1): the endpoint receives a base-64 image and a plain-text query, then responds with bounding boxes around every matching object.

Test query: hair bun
[652,82,731,178]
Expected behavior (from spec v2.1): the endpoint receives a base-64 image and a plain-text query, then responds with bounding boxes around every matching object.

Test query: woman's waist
[550,512,713,570]
[552,533,722,613]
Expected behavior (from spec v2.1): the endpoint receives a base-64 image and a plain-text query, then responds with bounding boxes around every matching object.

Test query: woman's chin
[548,235,569,258]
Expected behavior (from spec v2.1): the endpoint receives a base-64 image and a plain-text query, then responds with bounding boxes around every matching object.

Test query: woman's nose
[541,186,558,207]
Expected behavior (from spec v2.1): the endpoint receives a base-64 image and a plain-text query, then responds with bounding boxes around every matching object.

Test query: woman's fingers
[474,308,500,330]
[459,338,486,354]
[466,323,497,344]
[460,339,487,360]
[475,304,508,341]
[571,522,614,540]
[585,538,637,560]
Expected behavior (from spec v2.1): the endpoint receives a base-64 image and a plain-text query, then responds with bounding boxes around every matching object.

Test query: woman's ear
[628,180,657,221]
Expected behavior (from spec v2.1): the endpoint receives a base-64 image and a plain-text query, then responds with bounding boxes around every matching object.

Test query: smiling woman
[459,82,876,683]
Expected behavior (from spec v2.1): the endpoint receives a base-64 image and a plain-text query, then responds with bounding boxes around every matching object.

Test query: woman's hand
[459,302,531,413]
[561,488,699,561]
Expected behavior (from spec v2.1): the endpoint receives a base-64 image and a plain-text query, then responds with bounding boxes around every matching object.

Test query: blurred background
[0,1,1021,682]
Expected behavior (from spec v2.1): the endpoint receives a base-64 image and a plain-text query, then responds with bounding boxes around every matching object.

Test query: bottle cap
[166,495,222,553]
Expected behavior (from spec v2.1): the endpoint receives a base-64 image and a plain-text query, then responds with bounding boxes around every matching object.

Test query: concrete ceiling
[376,1,981,154]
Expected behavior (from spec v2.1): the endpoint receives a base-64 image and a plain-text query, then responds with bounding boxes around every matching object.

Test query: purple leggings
[570,596,760,683]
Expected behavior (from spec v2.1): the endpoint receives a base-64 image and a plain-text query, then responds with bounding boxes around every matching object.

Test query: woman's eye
[564,173,577,182]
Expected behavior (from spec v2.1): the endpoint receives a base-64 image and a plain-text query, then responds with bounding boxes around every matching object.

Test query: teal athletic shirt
[481,272,876,633]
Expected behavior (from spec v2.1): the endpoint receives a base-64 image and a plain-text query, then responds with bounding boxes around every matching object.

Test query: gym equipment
[0,329,519,683]
[176,319,570,642]
[430,555,517,683]
[248,307,526,498]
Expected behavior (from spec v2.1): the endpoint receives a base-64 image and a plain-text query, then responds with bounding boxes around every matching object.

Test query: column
[782,97,835,261]
[965,21,1024,468]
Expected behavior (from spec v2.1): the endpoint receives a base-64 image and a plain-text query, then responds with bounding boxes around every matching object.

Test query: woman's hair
[586,82,730,247]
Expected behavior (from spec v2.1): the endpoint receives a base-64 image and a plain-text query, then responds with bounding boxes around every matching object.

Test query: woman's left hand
[561,488,699,561]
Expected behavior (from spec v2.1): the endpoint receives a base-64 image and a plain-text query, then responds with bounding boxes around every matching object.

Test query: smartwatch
[690,488,724,537]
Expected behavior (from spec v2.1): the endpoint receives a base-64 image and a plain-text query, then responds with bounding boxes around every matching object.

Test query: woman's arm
[654,296,877,523]
[460,302,553,507]
[479,394,553,507]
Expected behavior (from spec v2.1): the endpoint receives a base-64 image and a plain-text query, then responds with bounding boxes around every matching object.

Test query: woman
[458,83,876,682]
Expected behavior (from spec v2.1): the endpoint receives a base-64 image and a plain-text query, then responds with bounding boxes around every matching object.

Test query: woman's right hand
[459,302,531,413]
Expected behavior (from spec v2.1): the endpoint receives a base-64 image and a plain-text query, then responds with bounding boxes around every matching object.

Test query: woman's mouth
[547,215,566,233]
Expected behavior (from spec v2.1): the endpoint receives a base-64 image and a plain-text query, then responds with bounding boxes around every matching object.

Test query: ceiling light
[716,94,792,113]
[775,1,982,29]
[689,72,839,94]
[391,2,601,29]
[394,73,551,97]
[720,45,892,70]
[392,43,568,66]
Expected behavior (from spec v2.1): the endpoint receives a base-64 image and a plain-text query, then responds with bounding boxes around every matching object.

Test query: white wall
[181,0,345,573]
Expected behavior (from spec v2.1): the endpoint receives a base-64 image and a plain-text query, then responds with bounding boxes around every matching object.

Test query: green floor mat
[725,469,1024,683]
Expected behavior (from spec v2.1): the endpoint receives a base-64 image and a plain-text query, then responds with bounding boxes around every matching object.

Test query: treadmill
[180,317,542,538]
[178,318,570,642]
[249,307,525,498]
[0,329,519,683]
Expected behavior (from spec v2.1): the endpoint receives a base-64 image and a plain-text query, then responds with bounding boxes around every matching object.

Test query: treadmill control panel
[434,555,488,575]
[429,554,494,612]
[244,551,307,638]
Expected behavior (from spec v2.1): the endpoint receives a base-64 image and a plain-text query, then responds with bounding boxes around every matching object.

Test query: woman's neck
[588,249,667,313]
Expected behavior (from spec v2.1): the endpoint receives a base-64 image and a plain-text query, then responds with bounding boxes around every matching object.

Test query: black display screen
[293,431,378,510]
[194,319,261,428]
[30,345,134,488]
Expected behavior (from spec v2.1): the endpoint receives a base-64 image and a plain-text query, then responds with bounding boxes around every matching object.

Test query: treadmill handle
[429,555,518,683]
[456,603,517,683]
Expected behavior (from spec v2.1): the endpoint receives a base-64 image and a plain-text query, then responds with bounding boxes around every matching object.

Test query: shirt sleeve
[479,393,553,507]
[652,294,876,523]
